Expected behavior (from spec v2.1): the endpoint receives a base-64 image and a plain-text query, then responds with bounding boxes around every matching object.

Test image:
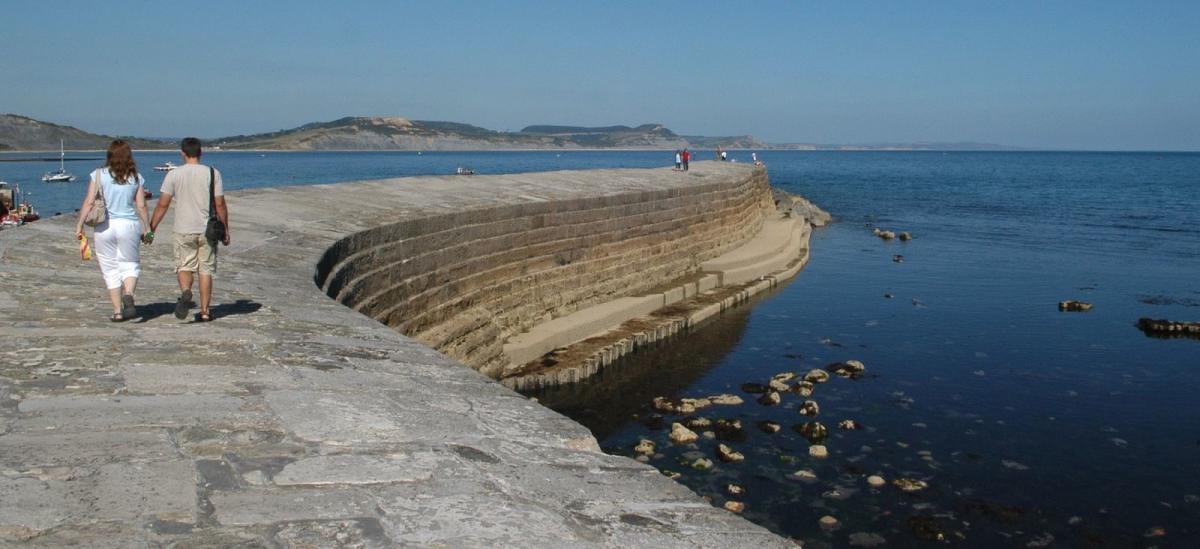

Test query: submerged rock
[878,230,896,240]
[714,419,746,442]
[899,231,913,241]
[708,394,744,406]
[804,369,830,384]
[809,445,829,459]
[661,469,682,480]
[684,416,713,430]
[793,469,819,483]
[794,380,815,397]
[1058,300,1094,312]
[757,391,782,406]
[768,378,791,393]
[848,532,888,547]
[723,500,745,513]
[893,254,904,263]
[907,516,947,542]
[726,483,745,496]
[838,419,862,430]
[795,421,829,443]
[691,457,713,471]
[716,444,745,463]
[893,478,929,492]
[669,423,699,444]
[819,515,840,530]
[757,420,782,434]
[740,382,768,394]
[867,475,886,488]
[799,400,821,416]
[1138,317,1200,336]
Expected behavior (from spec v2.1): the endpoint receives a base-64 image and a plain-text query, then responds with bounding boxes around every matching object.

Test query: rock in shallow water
[708,394,744,406]
[830,359,867,378]
[669,423,699,444]
[757,420,782,434]
[838,419,862,430]
[634,439,656,456]
[804,369,830,384]
[716,443,745,463]
[740,382,768,394]
[867,475,886,488]
[799,399,821,416]
[849,532,888,547]
[819,515,839,530]
[793,469,818,483]
[726,483,744,496]
[723,500,745,513]
[809,445,829,459]
[795,421,829,443]
[1058,300,1094,312]
[757,391,782,406]
[768,378,791,393]
[893,478,929,492]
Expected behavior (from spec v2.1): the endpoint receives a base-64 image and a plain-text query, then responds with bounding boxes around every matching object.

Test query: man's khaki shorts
[173,233,217,275]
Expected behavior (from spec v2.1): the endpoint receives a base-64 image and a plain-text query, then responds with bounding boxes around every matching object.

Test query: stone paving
[0,162,794,547]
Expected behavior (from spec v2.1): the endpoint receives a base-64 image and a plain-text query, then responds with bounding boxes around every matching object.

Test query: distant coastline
[1,113,1029,153]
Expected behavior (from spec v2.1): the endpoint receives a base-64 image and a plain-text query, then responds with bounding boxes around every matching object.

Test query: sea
[4,150,1199,547]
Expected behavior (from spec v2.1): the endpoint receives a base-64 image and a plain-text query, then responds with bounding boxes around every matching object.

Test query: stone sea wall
[0,163,795,546]
[317,166,774,379]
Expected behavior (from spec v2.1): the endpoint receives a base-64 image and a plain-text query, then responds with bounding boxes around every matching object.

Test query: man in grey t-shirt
[148,137,231,322]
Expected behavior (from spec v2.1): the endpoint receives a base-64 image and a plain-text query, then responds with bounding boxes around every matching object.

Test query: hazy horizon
[3,1,1197,151]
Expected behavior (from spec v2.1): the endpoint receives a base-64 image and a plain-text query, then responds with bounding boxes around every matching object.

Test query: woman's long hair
[105,140,139,184]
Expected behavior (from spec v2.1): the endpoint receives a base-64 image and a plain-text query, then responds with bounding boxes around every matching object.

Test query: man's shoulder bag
[204,166,227,243]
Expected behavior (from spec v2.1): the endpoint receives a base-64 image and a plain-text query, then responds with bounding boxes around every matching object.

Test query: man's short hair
[180,137,203,158]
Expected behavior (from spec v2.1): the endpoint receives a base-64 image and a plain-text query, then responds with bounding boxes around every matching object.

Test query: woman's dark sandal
[197,311,213,322]
[174,290,192,320]
[109,312,126,322]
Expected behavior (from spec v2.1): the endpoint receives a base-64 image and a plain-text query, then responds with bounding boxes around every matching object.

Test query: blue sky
[3,1,1197,150]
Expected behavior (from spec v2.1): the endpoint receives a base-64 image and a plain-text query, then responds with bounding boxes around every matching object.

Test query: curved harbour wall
[0,162,797,547]
[317,165,774,379]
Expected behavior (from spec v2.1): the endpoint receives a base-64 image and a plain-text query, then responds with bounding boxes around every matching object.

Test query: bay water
[5,150,1198,546]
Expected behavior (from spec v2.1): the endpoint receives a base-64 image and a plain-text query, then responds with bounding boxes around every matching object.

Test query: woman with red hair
[75,140,150,321]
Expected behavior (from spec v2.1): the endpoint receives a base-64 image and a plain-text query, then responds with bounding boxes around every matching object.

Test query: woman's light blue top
[95,168,143,221]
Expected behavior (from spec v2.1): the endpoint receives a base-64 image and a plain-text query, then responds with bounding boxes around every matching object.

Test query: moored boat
[41,140,76,182]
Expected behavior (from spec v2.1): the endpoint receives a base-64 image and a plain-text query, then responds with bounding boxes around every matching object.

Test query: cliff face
[0,114,166,151]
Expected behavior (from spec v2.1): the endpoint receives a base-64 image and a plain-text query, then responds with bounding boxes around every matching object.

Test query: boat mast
[60,140,65,172]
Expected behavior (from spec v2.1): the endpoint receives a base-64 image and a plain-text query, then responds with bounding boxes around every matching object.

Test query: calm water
[7,150,1199,546]
[532,152,1200,547]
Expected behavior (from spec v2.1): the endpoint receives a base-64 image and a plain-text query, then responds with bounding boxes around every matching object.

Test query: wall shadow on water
[528,301,760,442]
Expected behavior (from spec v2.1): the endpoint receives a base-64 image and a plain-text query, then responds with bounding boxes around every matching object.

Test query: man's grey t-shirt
[160,164,223,234]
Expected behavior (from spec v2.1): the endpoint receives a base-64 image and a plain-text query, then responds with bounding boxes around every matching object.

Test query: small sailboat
[41,140,76,182]
[153,161,178,172]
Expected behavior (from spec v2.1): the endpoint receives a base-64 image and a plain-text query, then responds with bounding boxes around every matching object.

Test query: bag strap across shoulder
[208,166,216,219]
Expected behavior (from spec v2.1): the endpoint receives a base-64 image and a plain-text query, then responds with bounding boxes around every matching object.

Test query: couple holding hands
[75,138,230,322]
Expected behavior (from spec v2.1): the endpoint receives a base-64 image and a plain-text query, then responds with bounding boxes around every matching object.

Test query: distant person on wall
[715,146,723,161]
[74,140,151,321]
[682,148,690,171]
[674,150,682,170]
[721,149,728,161]
[148,137,231,322]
